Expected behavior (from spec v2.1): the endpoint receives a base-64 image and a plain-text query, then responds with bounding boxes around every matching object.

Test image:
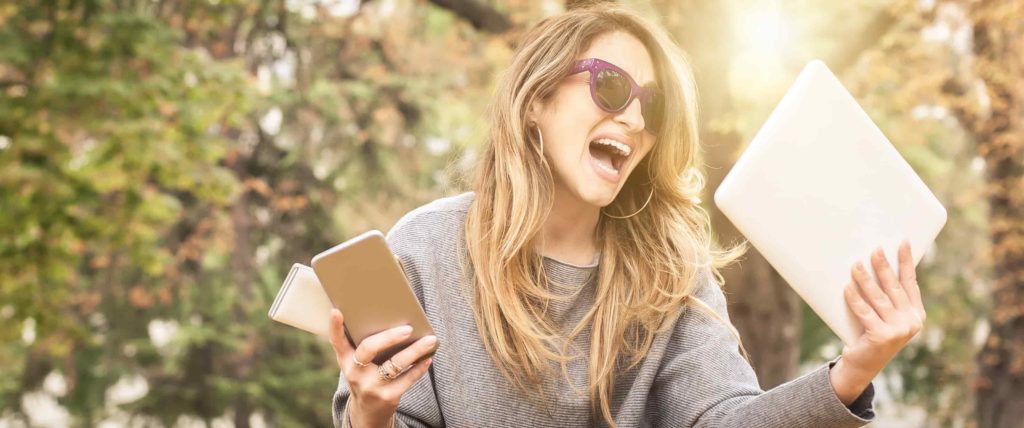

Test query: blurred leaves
[0,0,1014,426]
[0,0,505,425]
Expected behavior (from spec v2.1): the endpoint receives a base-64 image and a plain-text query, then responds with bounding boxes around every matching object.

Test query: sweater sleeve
[648,274,876,428]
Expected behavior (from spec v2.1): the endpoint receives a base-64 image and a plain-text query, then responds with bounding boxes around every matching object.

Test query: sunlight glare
[736,5,789,54]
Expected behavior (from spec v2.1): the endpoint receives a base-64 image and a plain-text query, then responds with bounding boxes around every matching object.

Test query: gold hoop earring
[533,125,544,154]
[602,185,654,219]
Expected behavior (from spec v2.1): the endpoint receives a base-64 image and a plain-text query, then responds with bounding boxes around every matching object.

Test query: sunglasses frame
[569,58,662,133]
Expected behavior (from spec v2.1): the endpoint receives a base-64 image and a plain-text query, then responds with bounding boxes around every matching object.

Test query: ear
[527,99,544,126]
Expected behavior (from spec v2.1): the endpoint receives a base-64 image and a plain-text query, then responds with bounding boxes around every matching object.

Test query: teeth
[594,157,619,175]
[592,138,632,157]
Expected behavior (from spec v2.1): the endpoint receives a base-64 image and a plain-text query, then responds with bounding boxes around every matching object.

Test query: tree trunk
[960,1,1024,427]
[230,146,257,428]
[652,0,801,388]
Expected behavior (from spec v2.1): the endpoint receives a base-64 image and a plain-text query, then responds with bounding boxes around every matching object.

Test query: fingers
[844,282,886,332]
[846,244,928,347]
[335,323,437,416]
[851,261,897,322]
[329,309,356,372]
[386,357,433,392]
[898,241,926,322]
[388,335,438,373]
[898,241,917,285]
[353,325,414,368]
[870,247,911,310]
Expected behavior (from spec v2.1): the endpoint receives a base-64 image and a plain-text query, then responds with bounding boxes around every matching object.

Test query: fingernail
[397,325,413,335]
[422,335,437,346]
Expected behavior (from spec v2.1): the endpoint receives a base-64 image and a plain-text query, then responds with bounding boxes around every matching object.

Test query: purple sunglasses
[569,58,664,133]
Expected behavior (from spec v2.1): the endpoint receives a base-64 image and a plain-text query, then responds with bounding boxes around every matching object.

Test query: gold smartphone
[311,230,437,365]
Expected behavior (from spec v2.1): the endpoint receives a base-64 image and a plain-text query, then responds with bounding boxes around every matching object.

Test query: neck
[538,184,601,266]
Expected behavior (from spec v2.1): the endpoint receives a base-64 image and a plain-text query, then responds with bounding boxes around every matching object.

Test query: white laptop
[713,60,947,346]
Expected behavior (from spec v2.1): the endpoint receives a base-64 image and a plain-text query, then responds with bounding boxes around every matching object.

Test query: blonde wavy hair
[463,3,745,426]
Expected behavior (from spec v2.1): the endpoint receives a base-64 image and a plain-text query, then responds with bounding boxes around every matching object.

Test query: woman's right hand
[329,308,436,428]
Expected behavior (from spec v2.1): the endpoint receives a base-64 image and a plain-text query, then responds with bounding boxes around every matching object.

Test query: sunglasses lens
[642,92,664,133]
[594,68,631,111]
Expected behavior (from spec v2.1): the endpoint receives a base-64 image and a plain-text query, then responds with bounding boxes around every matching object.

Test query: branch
[0,79,29,88]
[426,0,513,33]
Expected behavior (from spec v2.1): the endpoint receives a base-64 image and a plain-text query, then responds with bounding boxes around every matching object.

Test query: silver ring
[352,354,370,368]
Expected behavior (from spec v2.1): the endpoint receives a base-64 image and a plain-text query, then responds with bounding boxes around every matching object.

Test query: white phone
[311,230,437,364]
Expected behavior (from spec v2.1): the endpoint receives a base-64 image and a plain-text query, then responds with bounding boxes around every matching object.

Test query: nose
[613,97,646,134]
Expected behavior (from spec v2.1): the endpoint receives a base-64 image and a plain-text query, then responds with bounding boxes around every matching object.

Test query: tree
[0,0,1000,425]
[0,0,511,425]
[941,1,1024,426]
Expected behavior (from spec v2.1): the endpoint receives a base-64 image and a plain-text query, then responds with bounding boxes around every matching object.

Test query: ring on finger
[377,364,396,382]
[352,354,370,368]
[383,359,403,377]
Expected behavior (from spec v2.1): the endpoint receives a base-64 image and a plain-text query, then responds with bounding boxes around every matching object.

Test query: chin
[575,183,621,208]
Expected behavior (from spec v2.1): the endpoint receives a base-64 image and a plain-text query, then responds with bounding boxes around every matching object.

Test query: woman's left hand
[829,240,927,405]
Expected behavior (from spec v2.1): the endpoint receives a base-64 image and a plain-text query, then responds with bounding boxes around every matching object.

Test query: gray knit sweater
[332,192,875,427]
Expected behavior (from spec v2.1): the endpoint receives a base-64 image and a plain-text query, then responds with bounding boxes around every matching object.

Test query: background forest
[1,0,1021,426]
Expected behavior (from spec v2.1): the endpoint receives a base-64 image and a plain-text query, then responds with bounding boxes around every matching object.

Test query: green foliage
[0,0,997,426]
[0,0,493,425]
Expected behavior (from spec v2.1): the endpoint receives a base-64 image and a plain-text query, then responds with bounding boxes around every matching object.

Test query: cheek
[552,89,604,130]
[574,98,606,126]
[546,108,602,152]
[638,138,657,162]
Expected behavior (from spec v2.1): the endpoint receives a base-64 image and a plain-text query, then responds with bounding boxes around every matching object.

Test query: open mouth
[589,138,632,176]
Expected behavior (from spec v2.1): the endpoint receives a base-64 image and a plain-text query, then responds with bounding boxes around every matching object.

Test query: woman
[328,4,925,427]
